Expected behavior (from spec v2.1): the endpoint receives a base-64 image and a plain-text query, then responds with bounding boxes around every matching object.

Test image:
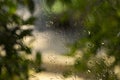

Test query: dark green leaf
[46,0,56,8]
[19,29,32,39]
[35,52,42,65]
[25,0,35,14]
[23,17,36,24]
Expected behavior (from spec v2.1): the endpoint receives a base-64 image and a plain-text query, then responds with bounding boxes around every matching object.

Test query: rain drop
[49,21,54,25]
[88,31,91,35]
[117,32,120,37]
[87,70,91,73]
[103,74,105,77]
[101,42,104,45]
[87,43,94,48]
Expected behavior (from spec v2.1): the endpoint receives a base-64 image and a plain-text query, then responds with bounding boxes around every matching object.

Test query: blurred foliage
[0,0,42,80]
[45,0,120,79]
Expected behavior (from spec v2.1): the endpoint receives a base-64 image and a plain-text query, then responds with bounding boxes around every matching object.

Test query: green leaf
[9,3,17,14]
[61,0,72,4]
[20,45,31,54]
[46,0,56,8]
[25,0,35,14]
[23,17,36,24]
[19,29,32,39]
[35,52,42,65]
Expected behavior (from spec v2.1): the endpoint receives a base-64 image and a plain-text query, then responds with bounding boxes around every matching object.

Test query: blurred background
[0,0,120,80]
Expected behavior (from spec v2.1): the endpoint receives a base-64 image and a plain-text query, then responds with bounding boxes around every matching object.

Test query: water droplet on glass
[87,70,91,73]
[117,32,120,37]
[88,31,91,35]
[101,42,104,45]
[49,21,54,25]
[87,42,94,48]
[103,74,105,77]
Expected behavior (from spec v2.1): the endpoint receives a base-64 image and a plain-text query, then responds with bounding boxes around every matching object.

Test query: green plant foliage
[45,0,56,8]
[34,52,42,72]
[0,0,37,80]
[45,0,120,79]
[25,0,35,14]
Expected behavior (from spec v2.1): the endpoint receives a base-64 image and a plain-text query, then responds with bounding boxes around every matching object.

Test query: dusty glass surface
[1,0,120,80]
[31,0,120,80]
[29,0,85,80]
